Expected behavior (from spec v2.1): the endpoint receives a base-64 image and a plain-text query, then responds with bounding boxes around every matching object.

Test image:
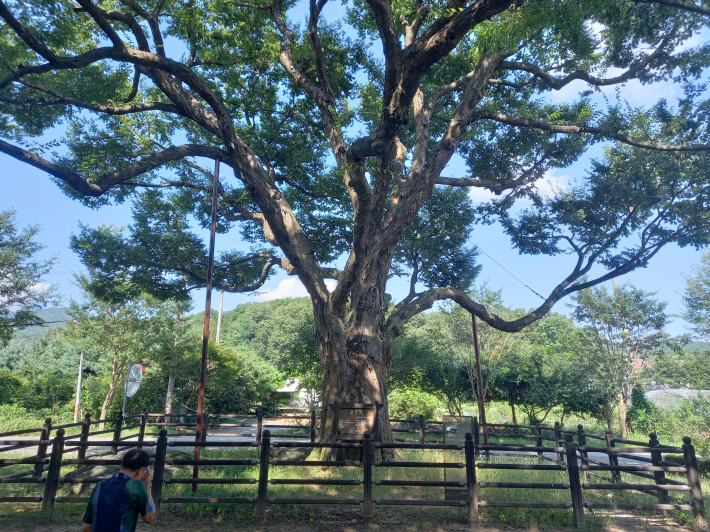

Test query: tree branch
[633,0,710,17]
[476,110,710,151]
[14,78,185,116]
[0,139,228,196]
[497,37,670,90]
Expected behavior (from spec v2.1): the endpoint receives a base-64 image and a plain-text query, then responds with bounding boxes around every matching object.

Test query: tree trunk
[315,275,396,457]
[617,394,628,439]
[510,400,517,425]
[99,381,118,431]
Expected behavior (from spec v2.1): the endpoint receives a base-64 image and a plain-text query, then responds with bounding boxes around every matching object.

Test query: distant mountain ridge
[11,307,71,340]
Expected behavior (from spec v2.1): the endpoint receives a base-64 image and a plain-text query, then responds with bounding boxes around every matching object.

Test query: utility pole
[193,159,220,490]
[73,350,84,423]
[472,315,489,457]
[215,292,224,345]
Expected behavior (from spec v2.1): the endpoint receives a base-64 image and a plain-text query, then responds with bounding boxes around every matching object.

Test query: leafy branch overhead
[2,0,710,424]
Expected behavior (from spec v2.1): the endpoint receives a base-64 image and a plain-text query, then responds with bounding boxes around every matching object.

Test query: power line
[477,246,546,300]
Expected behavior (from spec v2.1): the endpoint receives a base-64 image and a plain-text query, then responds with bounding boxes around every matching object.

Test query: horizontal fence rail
[0,411,706,530]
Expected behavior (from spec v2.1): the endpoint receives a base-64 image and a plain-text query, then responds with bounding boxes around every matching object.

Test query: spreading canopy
[1,0,710,335]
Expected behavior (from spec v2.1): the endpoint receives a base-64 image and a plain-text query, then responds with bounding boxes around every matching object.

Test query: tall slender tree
[571,283,670,438]
[2,0,710,439]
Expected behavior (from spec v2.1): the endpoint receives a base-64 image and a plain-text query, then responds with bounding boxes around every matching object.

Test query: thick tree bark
[511,400,518,425]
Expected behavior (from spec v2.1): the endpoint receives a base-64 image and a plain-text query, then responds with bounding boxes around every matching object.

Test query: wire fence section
[0,412,706,529]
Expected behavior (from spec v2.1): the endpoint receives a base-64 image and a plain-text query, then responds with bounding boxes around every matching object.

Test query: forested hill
[12,307,71,340]
[185,298,314,366]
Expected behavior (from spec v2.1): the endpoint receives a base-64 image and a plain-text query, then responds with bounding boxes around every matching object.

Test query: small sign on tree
[329,403,383,441]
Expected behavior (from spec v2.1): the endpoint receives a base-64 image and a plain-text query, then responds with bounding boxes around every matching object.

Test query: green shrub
[388,387,441,420]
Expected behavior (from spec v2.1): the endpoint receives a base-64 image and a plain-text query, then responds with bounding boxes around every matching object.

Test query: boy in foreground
[82,449,156,532]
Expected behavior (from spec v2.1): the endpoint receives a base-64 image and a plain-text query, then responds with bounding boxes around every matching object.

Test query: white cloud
[254,278,337,301]
[31,282,53,294]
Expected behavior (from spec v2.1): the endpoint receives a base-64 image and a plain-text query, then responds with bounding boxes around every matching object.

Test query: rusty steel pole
[472,315,489,457]
[193,159,220,490]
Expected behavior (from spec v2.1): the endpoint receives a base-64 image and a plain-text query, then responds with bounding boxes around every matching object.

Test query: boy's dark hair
[122,449,151,471]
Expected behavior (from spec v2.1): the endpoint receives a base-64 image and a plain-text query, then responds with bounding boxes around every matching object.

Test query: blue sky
[0,4,706,336]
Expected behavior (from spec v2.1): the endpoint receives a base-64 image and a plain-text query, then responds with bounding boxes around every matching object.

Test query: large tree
[2,0,710,440]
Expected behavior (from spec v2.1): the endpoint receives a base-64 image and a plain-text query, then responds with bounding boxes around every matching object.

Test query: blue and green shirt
[82,472,154,532]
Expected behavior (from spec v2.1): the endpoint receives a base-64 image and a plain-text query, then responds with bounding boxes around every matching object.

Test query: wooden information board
[329,403,382,441]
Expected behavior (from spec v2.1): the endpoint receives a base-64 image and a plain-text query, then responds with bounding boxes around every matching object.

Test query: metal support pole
[122,361,131,415]
[73,350,84,423]
[194,159,221,484]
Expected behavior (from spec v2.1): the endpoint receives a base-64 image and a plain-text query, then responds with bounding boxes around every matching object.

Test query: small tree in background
[435,284,529,412]
[0,210,57,346]
[683,250,710,340]
[66,276,183,427]
[572,283,670,438]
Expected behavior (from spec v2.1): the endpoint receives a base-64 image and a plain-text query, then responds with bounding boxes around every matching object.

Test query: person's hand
[142,467,151,488]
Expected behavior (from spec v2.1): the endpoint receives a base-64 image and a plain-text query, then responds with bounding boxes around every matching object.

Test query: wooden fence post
[78,413,91,460]
[112,410,124,454]
[535,424,543,458]
[363,431,373,523]
[34,417,52,478]
[419,415,425,445]
[565,435,585,528]
[310,410,317,443]
[42,428,64,517]
[256,408,263,445]
[604,428,620,484]
[577,424,588,481]
[554,422,562,465]
[473,416,480,454]
[649,432,668,512]
[683,436,707,531]
[465,432,479,525]
[137,409,147,449]
[256,429,271,520]
[152,429,168,517]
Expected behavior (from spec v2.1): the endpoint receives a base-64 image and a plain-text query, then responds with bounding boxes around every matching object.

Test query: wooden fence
[0,412,706,529]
